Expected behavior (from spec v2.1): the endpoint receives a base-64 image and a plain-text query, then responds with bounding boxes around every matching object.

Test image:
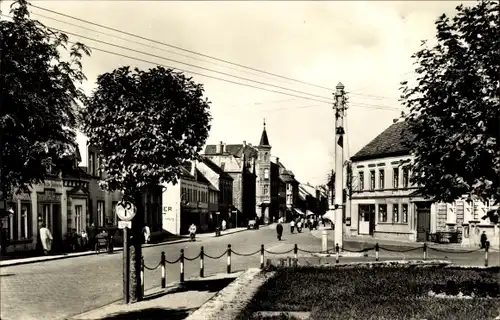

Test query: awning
[294,208,305,216]
[306,210,315,216]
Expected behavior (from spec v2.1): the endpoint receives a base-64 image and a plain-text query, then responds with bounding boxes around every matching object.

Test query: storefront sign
[163,206,173,213]
[44,180,63,188]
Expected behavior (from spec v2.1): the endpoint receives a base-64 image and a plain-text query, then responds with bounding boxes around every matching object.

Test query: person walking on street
[189,223,197,241]
[276,222,283,241]
[39,223,53,255]
[480,231,488,249]
[297,220,303,233]
[290,220,295,233]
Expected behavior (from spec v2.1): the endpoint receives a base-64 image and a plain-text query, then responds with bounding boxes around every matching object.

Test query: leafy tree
[0,0,90,202]
[400,0,500,209]
[80,66,211,302]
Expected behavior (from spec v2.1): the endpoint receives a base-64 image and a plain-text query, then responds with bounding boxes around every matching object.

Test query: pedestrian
[297,220,302,233]
[87,223,97,251]
[480,231,488,249]
[222,219,227,231]
[276,222,283,241]
[189,223,197,241]
[143,225,151,244]
[39,223,53,255]
[290,219,295,233]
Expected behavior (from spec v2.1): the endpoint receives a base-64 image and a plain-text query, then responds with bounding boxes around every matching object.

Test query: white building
[162,163,209,235]
[349,120,499,248]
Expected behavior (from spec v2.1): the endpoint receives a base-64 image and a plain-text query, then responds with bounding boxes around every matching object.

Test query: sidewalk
[69,271,243,320]
[0,228,250,268]
[310,226,500,253]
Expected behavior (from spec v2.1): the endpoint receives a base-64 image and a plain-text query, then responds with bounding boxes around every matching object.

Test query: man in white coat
[39,223,53,255]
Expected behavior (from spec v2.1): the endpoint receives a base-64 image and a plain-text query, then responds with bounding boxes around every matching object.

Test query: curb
[68,271,243,320]
[182,227,249,240]
[0,238,191,268]
[0,227,257,268]
[310,230,500,253]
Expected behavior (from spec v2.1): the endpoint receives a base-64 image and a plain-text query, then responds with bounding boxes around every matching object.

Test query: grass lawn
[243,266,500,320]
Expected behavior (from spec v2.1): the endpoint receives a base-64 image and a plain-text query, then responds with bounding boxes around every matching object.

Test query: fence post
[161,251,166,289]
[484,242,489,267]
[200,246,205,278]
[423,243,428,260]
[180,249,185,283]
[375,243,379,262]
[335,243,340,264]
[140,256,145,297]
[294,244,298,267]
[227,244,232,274]
[260,244,265,269]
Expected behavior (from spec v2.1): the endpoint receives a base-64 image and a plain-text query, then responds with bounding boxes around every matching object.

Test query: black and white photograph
[0,0,499,319]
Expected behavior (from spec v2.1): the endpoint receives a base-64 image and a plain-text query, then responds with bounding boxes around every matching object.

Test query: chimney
[223,143,227,154]
[276,157,279,165]
[243,140,246,147]
[216,141,223,154]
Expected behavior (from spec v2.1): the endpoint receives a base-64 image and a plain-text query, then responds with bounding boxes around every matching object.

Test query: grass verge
[243,266,500,320]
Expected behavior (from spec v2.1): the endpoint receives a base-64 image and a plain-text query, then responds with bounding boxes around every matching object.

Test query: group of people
[275,216,321,241]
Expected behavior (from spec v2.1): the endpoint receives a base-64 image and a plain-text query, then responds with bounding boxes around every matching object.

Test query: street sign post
[116,201,137,222]
[118,221,132,229]
[115,201,136,304]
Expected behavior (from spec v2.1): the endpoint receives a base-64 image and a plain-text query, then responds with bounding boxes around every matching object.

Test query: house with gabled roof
[349,120,498,248]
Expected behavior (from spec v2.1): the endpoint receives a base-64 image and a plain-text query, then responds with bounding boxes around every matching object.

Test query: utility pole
[332,83,346,250]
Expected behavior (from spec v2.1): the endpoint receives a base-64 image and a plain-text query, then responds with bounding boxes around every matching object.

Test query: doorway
[358,204,375,235]
[416,202,431,242]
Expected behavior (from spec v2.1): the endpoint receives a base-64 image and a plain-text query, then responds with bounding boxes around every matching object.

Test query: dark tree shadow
[100,307,194,320]
[165,277,235,295]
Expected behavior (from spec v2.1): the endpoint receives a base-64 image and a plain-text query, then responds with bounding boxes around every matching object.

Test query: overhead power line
[2,13,402,113]
[30,11,307,87]
[30,4,339,93]
[44,25,335,103]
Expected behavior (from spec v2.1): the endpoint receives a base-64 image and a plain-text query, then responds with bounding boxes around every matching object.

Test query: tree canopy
[400,0,499,205]
[79,66,212,202]
[0,0,90,198]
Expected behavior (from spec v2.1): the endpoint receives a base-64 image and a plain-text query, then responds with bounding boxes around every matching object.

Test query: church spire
[259,118,270,146]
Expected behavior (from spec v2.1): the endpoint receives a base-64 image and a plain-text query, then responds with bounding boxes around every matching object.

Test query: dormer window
[264,168,269,180]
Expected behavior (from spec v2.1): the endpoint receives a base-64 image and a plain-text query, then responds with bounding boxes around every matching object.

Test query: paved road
[1,224,498,320]
[0,225,321,320]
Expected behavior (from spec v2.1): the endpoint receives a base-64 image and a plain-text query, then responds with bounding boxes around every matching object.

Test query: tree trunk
[128,193,144,303]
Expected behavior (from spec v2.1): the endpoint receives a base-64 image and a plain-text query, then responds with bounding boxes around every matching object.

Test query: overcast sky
[3,0,475,186]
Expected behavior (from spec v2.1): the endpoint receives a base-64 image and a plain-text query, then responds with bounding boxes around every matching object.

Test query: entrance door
[368,204,376,235]
[52,204,61,251]
[416,202,431,242]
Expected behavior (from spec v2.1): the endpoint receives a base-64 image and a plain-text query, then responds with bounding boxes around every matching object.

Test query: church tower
[255,119,272,224]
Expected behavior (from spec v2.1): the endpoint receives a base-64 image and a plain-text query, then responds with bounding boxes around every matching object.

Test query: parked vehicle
[248,220,259,230]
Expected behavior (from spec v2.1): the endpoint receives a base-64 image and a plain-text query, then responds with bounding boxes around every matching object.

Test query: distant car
[248,220,259,230]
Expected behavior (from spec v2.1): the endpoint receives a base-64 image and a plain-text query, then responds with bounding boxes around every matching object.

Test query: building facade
[196,156,235,227]
[204,142,256,224]
[277,159,300,221]
[349,120,499,248]
[1,147,93,253]
[162,164,210,235]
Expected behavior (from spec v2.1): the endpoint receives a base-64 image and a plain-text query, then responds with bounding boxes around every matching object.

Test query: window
[112,201,118,226]
[89,152,95,176]
[97,157,103,178]
[370,171,375,190]
[379,169,385,189]
[358,172,364,190]
[20,203,32,239]
[263,185,269,195]
[264,153,268,161]
[393,168,399,188]
[378,204,387,222]
[402,167,409,188]
[402,204,408,223]
[75,205,83,233]
[393,204,399,223]
[264,168,269,180]
[97,201,105,227]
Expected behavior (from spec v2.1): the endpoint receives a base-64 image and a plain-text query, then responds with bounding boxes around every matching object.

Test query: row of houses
[1,121,328,253]
[345,119,499,248]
